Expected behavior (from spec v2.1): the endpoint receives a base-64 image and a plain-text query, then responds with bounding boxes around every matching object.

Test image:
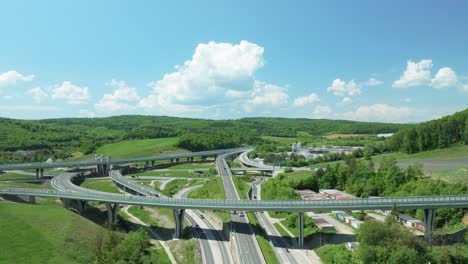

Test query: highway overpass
[0,148,252,176]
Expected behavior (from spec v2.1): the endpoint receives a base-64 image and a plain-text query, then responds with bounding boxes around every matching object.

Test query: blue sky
[0,0,467,122]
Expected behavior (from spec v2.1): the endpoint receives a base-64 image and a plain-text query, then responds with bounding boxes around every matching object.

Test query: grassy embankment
[95,137,185,158]
[0,182,52,189]
[0,202,173,264]
[129,170,214,178]
[165,162,216,170]
[263,134,380,148]
[0,172,36,180]
[162,178,207,197]
[127,206,198,264]
[187,177,231,222]
[80,179,121,193]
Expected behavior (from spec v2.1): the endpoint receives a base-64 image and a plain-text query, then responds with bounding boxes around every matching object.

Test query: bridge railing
[1,187,467,211]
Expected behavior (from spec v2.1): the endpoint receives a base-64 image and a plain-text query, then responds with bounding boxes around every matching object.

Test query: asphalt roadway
[216,154,265,264]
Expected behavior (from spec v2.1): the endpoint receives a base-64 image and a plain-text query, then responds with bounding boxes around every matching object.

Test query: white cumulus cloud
[52,81,90,104]
[27,87,48,103]
[0,70,34,86]
[343,104,413,122]
[143,40,264,106]
[95,80,140,112]
[139,41,290,117]
[293,93,320,106]
[431,67,458,89]
[314,105,332,114]
[392,59,433,88]
[365,78,383,86]
[327,79,361,96]
[245,81,289,111]
[78,109,96,118]
[342,97,352,104]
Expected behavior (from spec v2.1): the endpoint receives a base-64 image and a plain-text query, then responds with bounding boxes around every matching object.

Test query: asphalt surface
[0,148,252,171]
[251,179,298,264]
[51,172,111,195]
[216,154,265,264]
[175,185,233,264]
[110,171,222,264]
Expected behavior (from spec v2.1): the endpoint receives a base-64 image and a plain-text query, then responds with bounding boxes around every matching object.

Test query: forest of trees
[175,132,258,151]
[0,115,408,152]
[386,108,468,153]
[316,157,467,226]
[319,221,467,264]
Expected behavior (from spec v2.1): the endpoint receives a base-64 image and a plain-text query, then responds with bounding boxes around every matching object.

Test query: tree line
[386,108,468,153]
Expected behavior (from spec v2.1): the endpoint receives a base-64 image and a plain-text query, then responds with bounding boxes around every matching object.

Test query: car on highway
[200,214,205,219]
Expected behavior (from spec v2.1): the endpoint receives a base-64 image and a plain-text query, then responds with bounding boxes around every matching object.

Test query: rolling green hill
[0,202,106,263]
[0,115,409,152]
[0,115,410,163]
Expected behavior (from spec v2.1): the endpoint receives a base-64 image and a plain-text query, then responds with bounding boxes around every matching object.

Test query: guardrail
[1,188,467,212]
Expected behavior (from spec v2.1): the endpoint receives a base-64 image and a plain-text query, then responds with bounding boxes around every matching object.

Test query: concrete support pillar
[175,158,179,163]
[170,159,174,164]
[423,208,435,239]
[243,170,246,176]
[145,161,149,168]
[151,161,155,167]
[39,168,44,178]
[78,200,87,213]
[28,195,36,203]
[190,157,194,162]
[35,168,39,178]
[173,209,186,238]
[298,212,304,247]
[187,157,190,162]
[106,203,119,225]
[105,156,111,175]
[61,199,87,214]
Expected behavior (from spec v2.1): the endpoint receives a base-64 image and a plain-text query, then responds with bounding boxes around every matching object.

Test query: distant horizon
[6,110,464,125]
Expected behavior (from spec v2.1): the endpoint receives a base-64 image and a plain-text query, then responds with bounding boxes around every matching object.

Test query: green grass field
[426,168,468,185]
[167,239,199,264]
[80,179,121,193]
[162,179,206,196]
[129,170,212,178]
[274,222,291,237]
[95,137,186,158]
[0,172,35,180]
[188,177,225,199]
[0,182,52,189]
[165,162,216,170]
[256,235,280,264]
[245,212,280,264]
[0,202,106,264]
[374,145,468,162]
[232,176,251,200]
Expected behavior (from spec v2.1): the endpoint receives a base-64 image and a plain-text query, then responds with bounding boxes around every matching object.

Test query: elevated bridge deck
[1,188,467,212]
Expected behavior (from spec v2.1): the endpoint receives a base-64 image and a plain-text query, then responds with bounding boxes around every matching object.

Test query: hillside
[0,202,106,263]
[0,115,408,152]
[387,108,468,153]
